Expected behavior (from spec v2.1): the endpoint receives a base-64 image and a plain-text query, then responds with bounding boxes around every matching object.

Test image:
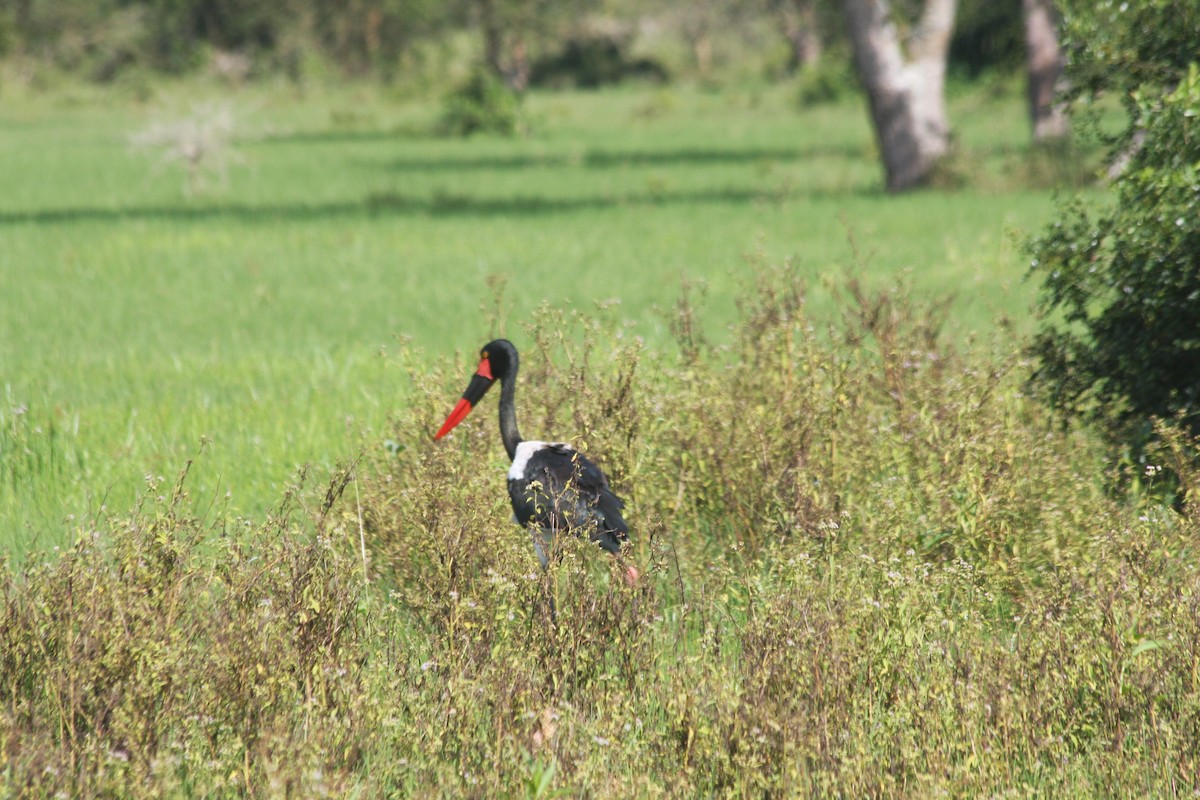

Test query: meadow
[2,77,1073,548]
[6,77,1198,798]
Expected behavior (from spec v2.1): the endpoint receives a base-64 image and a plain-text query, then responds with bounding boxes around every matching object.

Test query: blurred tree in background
[1021,0,1067,142]
[0,0,1030,87]
[842,0,959,192]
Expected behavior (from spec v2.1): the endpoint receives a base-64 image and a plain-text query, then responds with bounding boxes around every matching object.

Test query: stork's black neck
[498,372,522,460]
[483,338,524,459]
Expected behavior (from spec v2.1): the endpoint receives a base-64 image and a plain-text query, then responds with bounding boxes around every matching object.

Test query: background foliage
[0,0,1031,85]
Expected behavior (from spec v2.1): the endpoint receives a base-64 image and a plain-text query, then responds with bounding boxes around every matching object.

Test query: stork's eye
[481,350,489,359]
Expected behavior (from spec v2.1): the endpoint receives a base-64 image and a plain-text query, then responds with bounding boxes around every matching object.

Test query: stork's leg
[530,527,553,570]
[529,526,557,623]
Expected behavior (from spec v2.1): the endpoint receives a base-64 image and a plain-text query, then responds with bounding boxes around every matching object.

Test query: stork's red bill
[434,356,495,439]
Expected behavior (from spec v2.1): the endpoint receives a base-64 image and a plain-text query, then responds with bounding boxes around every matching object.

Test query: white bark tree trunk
[1022,0,1069,141]
[843,0,958,192]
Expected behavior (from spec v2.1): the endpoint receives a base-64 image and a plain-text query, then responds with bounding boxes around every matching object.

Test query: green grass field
[1,79,1083,550]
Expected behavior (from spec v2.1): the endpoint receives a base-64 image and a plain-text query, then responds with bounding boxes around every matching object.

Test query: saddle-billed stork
[434,339,639,584]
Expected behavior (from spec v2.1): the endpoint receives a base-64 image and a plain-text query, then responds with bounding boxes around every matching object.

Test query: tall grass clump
[649,264,1112,588]
[2,266,1199,796]
[0,461,373,797]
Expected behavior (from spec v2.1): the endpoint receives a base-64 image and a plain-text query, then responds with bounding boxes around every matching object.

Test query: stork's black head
[434,339,520,440]
[479,339,518,383]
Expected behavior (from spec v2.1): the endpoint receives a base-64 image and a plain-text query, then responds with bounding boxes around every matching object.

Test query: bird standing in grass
[434,339,639,584]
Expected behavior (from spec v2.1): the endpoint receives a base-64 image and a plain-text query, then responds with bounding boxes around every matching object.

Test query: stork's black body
[507,440,629,566]
[435,339,636,579]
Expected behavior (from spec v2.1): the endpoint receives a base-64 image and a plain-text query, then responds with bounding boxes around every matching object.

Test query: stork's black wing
[507,443,628,555]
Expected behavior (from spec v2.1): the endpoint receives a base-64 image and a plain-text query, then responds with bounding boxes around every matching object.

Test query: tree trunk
[475,0,532,90]
[776,0,823,72]
[681,13,714,77]
[15,0,32,45]
[1022,0,1069,141]
[479,0,505,79]
[843,0,958,192]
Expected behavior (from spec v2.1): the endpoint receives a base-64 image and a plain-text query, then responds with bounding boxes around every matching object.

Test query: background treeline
[0,0,451,81]
[0,0,1025,86]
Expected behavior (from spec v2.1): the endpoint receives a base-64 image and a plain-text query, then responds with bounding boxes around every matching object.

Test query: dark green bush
[949,0,1025,78]
[1028,2,1200,465]
[529,33,668,89]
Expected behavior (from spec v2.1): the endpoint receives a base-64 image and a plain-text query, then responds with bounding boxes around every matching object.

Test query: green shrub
[794,58,858,107]
[1028,5,1200,468]
[438,68,522,137]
